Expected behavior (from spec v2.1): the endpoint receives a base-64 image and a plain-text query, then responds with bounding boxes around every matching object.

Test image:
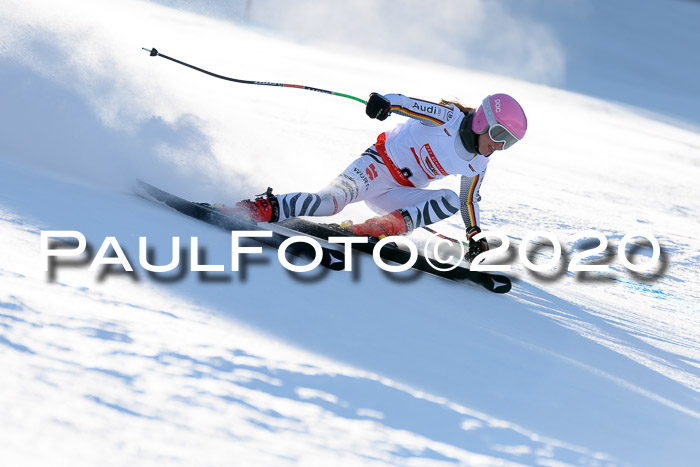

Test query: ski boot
[205,188,280,223]
[346,210,411,239]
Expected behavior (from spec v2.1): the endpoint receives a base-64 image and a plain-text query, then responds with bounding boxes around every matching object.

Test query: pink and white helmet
[472,94,527,150]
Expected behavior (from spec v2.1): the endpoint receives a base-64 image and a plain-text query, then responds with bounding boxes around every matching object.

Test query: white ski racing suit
[274,94,487,231]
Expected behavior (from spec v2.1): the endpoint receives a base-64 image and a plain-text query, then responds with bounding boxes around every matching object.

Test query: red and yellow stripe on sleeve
[465,174,480,226]
[390,106,445,126]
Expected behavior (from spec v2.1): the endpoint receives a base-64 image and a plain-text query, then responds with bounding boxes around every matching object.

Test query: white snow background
[1,0,699,466]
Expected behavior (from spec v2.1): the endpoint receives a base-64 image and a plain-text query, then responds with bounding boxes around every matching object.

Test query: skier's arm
[459,171,485,230]
[460,171,490,261]
[365,93,453,126]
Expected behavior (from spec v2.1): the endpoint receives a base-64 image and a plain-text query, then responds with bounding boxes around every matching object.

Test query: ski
[135,180,346,271]
[135,181,511,293]
[279,218,512,294]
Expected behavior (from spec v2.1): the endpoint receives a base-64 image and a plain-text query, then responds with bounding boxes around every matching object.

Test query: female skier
[218,92,527,261]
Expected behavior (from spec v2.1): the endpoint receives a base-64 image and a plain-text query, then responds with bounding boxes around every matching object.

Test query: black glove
[465,226,489,262]
[366,93,391,121]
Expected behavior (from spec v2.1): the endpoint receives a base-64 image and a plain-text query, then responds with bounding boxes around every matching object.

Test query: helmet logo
[474,93,526,146]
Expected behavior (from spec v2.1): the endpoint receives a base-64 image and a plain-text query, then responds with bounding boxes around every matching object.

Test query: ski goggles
[482,96,520,150]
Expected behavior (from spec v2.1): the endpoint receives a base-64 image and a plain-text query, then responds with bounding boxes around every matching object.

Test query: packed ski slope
[1,1,699,466]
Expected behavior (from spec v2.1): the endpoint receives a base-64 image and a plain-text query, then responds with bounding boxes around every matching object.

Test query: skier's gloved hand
[366,93,391,121]
[465,225,489,262]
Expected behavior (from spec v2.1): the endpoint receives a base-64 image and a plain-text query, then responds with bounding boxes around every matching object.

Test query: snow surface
[1,0,699,466]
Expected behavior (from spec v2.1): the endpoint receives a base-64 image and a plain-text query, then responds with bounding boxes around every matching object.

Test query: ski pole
[422,226,469,247]
[142,47,367,105]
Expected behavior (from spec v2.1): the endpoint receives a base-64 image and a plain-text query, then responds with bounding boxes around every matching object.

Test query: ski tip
[488,275,512,294]
[134,179,149,192]
[133,179,162,201]
[324,250,346,271]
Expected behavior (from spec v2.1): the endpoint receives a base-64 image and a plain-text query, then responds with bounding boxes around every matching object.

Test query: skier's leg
[369,187,460,229]
[347,187,460,237]
[275,150,394,221]
[225,149,395,222]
